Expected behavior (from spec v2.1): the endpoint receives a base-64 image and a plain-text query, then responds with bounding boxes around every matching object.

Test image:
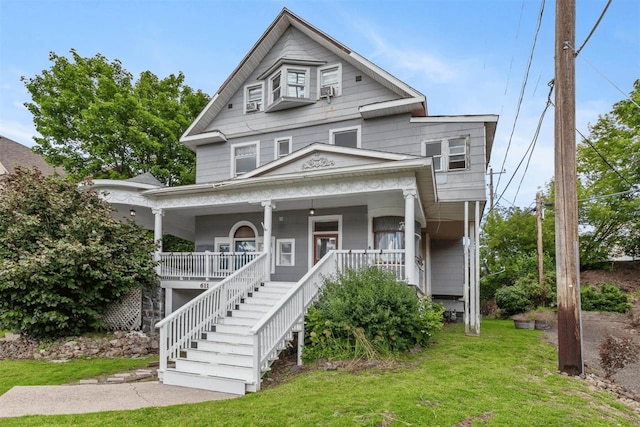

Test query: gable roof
[0,136,62,176]
[181,8,427,148]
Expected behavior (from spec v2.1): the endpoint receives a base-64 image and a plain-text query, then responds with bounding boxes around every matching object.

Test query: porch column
[261,200,274,279]
[403,189,416,285]
[152,208,164,273]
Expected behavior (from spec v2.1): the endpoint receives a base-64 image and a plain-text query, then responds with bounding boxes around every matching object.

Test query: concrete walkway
[0,382,238,418]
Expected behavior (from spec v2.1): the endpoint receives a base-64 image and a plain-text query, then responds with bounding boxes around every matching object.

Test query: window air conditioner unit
[320,86,335,98]
[246,102,259,112]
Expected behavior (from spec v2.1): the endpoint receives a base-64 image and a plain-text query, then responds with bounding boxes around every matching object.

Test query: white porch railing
[249,249,406,391]
[155,253,268,375]
[159,252,260,280]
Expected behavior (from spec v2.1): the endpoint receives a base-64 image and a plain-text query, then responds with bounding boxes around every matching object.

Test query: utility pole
[486,167,506,211]
[536,192,544,286]
[554,0,583,375]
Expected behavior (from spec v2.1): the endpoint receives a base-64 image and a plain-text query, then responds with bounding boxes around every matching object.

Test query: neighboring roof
[181,8,427,147]
[126,172,165,187]
[0,136,62,176]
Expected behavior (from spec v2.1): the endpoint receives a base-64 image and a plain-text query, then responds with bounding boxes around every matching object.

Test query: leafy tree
[22,49,210,186]
[480,199,555,302]
[577,79,640,265]
[0,168,158,338]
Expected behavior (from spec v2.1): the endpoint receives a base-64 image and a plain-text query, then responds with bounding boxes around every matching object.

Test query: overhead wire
[575,128,635,189]
[495,0,546,194]
[574,0,612,57]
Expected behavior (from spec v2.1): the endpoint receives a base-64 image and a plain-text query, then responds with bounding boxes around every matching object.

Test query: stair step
[191,340,253,355]
[236,303,272,312]
[174,358,254,381]
[228,310,266,320]
[162,369,246,395]
[184,349,253,367]
[214,324,251,334]
[220,316,258,326]
[200,331,253,345]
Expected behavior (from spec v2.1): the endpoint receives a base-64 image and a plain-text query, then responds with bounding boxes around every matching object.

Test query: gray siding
[194,205,368,282]
[430,239,463,296]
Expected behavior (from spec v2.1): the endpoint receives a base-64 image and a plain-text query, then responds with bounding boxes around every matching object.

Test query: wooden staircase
[161,282,296,395]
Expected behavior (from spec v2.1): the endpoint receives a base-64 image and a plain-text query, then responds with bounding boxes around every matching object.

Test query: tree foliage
[480,199,556,302]
[22,49,210,186]
[577,79,640,264]
[0,168,158,338]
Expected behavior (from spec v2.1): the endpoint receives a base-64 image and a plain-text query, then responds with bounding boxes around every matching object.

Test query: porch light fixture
[129,209,136,217]
[309,201,315,216]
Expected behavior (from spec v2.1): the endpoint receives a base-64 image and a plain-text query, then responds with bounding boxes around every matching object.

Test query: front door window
[314,234,338,264]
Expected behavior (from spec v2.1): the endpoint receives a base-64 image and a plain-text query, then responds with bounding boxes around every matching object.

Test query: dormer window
[270,73,281,101]
[244,83,264,113]
[269,67,310,104]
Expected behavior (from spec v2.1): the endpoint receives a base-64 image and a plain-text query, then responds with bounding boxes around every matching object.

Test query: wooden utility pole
[536,192,544,285]
[554,0,583,375]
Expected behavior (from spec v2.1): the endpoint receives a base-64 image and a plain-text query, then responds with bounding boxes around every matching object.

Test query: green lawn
[2,321,638,426]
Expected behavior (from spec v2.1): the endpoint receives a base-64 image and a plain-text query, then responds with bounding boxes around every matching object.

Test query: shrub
[0,168,158,338]
[598,334,640,379]
[581,284,631,313]
[303,267,443,362]
[495,285,534,316]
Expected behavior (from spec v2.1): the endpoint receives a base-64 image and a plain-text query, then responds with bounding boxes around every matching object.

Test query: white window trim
[230,141,260,177]
[276,238,295,266]
[307,214,343,270]
[268,66,311,104]
[274,136,293,160]
[421,135,469,172]
[244,82,264,114]
[318,63,342,98]
[329,125,361,148]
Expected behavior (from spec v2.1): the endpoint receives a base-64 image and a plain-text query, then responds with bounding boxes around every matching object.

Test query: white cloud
[0,119,39,147]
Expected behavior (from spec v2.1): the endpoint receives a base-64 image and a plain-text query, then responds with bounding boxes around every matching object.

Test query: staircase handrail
[156,253,268,374]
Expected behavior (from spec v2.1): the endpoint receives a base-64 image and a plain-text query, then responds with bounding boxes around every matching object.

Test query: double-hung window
[422,136,469,171]
[244,83,264,113]
[330,125,361,149]
[232,141,259,177]
[276,239,295,266]
[319,64,341,97]
[286,69,306,98]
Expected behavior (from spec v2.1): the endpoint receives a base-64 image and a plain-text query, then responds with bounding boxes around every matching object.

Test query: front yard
[1,320,639,426]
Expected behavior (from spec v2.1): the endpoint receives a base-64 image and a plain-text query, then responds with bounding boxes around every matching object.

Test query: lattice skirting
[102,289,142,330]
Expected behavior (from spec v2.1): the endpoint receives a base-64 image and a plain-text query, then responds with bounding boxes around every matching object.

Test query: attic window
[319,64,342,97]
[268,66,310,105]
[232,141,259,177]
[244,83,264,113]
[275,137,292,159]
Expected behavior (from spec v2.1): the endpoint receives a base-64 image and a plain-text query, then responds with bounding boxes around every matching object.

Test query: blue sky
[1,0,638,207]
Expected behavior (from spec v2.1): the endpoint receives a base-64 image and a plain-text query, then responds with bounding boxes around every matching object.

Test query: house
[0,136,63,177]
[92,8,497,394]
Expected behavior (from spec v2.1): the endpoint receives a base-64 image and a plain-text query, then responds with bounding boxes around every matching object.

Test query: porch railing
[249,249,405,391]
[159,251,260,280]
[155,253,268,375]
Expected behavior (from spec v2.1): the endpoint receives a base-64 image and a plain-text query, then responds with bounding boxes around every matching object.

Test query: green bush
[581,284,631,313]
[0,168,158,338]
[495,285,534,316]
[303,267,443,362]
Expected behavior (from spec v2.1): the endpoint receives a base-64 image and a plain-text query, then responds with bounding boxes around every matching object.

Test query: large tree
[0,168,158,338]
[577,79,640,264]
[22,49,210,186]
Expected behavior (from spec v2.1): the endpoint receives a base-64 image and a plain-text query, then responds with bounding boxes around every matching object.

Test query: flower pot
[513,319,535,330]
[535,320,553,330]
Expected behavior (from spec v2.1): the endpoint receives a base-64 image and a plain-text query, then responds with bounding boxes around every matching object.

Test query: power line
[576,128,634,189]
[495,0,546,194]
[577,55,640,110]
[574,0,612,57]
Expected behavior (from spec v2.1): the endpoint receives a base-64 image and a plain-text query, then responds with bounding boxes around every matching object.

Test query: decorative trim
[302,154,335,170]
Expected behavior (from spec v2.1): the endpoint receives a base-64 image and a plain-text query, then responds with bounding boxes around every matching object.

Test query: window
[286,70,306,98]
[319,64,342,97]
[274,137,292,159]
[244,83,264,113]
[276,239,295,266]
[422,136,469,171]
[330,126,361,148]
[268,66,310,104]
[231,141,259,177]
[373,217,405,250]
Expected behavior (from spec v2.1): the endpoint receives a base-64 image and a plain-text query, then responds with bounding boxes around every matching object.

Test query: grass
[1,321,639,426]
[0,356,157,395]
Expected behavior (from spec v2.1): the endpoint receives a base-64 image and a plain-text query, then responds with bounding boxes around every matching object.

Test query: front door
[314,233,338,264]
